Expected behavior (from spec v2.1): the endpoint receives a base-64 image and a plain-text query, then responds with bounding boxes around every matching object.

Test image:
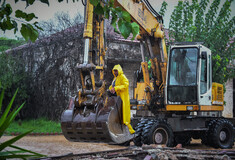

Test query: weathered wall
[9,29,85,119]
[223,79,234,118]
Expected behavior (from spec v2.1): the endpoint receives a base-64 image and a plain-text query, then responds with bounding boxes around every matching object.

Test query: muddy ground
[1,135,125,157]
[1,135,234,158]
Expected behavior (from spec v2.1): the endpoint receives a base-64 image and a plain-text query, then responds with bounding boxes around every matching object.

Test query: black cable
[144,0,160,17]
[82,0,87,6]
[143,0,157,16]
[142,0,163,23]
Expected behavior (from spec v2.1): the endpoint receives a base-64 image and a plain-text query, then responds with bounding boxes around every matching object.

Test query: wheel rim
[153,127,168,144]
[219,130,227,142]
[219,128,231,145]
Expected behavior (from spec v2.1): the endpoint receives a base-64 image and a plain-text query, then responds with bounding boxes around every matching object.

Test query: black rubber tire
[133,119,148,146]
[141,120,174,147]
[141,119,156,145]
[211,119,234,149]
[201,119,218,146]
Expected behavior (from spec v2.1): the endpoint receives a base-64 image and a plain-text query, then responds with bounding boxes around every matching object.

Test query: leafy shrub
[0,53,31,118]
[0,89,45,159]
[0,37,25,52]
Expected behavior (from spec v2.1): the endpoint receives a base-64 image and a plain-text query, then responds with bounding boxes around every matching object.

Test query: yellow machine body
[212,82,224,105]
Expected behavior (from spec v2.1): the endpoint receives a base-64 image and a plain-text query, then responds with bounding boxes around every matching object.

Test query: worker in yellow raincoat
[109,64,135,134]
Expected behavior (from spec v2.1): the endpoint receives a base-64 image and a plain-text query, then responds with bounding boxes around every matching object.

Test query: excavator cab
[166,42,223,113]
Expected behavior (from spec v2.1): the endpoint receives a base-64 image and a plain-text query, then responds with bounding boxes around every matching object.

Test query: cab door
[199,47,212,106]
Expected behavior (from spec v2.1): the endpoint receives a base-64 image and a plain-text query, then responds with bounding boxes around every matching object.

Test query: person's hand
[110,87,115,94]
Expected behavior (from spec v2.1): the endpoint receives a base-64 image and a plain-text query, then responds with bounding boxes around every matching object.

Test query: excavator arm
[61,0,168,144]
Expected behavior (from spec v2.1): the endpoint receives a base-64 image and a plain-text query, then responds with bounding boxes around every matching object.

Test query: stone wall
[9,29,84,119]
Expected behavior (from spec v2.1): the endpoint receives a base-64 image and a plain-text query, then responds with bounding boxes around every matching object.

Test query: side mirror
[201,51,207,59]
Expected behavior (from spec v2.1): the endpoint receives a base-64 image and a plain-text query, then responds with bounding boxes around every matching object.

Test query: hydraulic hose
[142,0,163,23]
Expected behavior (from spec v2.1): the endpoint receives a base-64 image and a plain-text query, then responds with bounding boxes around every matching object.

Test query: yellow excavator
[61,0,235,148]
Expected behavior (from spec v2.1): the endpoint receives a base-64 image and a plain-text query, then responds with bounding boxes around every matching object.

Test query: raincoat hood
[112,64,123,77]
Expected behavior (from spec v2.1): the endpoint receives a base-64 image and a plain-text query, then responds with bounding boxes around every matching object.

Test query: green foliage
[0,89,45,159]
[159,1,168,17]
[131,22,139,40]
[168,0,235,84]
[0,1,41,42]
[6,118,62,134]
[20,23,38,42]
[90,0,139,40]
[0,37,25,52]
[0,53,30,112]
[0,0,74,42]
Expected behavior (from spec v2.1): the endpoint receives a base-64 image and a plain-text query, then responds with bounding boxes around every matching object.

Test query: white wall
[223,79,234,118]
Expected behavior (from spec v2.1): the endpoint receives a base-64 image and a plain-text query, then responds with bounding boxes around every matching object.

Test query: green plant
[0,89,45,159]
[0,52,31,118]
[0,37,25,52]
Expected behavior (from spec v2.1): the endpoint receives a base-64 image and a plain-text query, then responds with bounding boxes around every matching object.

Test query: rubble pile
[40,145,235,160]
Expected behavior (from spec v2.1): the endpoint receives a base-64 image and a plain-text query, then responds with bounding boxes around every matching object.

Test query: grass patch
[5,118,62,134]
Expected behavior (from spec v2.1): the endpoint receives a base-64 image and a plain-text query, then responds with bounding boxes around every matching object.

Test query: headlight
[131,106,137,110]
[138,100,147,105]
[187,106,193,111]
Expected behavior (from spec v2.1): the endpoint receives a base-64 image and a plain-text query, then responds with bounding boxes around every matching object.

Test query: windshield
[168,48,198,86]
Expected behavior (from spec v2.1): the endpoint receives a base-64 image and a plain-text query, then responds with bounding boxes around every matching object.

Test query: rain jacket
[109,64,135,134]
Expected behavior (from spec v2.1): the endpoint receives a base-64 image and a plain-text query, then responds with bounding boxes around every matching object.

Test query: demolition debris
[39,145,235,160]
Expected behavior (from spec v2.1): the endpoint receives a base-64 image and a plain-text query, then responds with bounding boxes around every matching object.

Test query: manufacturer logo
[138,8,147,24]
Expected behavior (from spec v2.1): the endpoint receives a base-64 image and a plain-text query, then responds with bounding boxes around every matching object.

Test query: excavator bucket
[61,96,134,144]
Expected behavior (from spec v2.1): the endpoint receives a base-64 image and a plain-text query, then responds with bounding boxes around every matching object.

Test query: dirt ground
[1,135,234,158]
[1,135,125,157]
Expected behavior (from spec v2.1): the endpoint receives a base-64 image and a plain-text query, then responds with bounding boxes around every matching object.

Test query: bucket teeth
[61,121,110,142]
